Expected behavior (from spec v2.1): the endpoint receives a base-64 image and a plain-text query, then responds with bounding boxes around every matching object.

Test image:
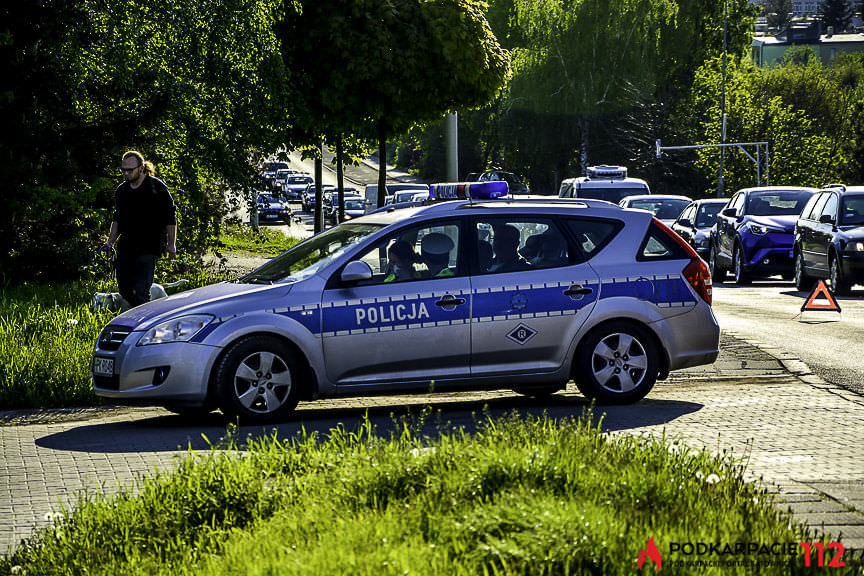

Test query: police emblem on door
[506,323,537,345]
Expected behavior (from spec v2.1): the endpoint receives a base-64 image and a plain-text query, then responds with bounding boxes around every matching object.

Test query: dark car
[256,193,290,223]
[477,171,530,195]
[302,184,335,212]
[794,185,864,294]
[671,199,728,260]
[283,175,313,200]
[709,186,818,284]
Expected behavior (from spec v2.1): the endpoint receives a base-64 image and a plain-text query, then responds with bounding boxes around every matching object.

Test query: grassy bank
[0,264,224,410]
[0,414,839,575]
[217,225,300,255]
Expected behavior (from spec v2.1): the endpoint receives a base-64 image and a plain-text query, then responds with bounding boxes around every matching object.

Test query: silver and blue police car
[93,182,719,423]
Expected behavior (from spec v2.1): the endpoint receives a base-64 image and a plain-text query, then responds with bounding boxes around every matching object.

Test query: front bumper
[93,340,218,404]
[741,230,794,274]
[840,250,864,283]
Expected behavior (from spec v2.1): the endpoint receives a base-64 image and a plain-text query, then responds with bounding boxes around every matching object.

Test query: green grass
[0,264,225,410]
[217,225,300,255]
[1,413,849,575]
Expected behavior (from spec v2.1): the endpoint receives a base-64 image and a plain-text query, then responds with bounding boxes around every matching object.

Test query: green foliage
[217,225,300,255]
[821,0,854,32]
[0,414,829,575]
[0,0,296,285]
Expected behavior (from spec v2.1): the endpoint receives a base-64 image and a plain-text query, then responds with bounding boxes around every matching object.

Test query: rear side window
[564,218,623,260]
[638,221,691,261]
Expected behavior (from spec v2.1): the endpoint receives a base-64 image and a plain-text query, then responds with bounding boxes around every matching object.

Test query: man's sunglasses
[121,164,142,174]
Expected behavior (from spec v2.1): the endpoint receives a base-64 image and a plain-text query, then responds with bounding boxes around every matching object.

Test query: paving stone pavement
[1,332,863,561]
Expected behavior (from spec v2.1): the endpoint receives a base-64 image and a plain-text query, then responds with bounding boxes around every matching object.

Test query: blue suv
[709,186,817,284]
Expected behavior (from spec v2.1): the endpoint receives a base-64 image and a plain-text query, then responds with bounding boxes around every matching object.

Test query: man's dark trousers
[115,250,158,307]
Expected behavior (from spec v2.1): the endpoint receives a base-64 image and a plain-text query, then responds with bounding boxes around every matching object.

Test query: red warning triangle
[801,279,842,312]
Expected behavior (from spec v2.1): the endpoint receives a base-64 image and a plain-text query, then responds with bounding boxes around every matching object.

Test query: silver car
[92,198,719,423]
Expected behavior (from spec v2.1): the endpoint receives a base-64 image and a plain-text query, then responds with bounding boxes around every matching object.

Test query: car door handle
[563,285,593,297]
[435,295,466,307]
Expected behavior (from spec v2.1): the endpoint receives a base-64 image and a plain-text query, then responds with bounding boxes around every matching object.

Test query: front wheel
[830,255,852,296]
[733,244,751,285]
[574,322,659,404]
[709,244,726,283]
[214,335,302,424]
[794,251,815,292]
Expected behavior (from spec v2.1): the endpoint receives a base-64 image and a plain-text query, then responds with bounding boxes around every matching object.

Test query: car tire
[794,251,815,292]
[830,255,852,296]
[214,335,302,424]
[709,244,726,283]
[733,243,751,285]
[574,322,659,404]
[511,383,564,398]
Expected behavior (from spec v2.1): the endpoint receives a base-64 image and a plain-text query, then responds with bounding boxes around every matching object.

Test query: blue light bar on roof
[429,180,509,200]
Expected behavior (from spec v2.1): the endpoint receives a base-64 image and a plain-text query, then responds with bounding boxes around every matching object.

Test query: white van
[364,183,430,213]
[558,165,649,204]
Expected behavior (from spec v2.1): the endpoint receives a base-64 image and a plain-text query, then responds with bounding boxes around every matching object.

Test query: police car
[92,181,719,423]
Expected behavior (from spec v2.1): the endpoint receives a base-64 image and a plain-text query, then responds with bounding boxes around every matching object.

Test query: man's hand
[166,244,177,260]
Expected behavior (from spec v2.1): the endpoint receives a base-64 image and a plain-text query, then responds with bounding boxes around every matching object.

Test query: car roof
[821,185,864,194]
[695,198,729,204]
[738,186,818,194]
[622,194,691,202]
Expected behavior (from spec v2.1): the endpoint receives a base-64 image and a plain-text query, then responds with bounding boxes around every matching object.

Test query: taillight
[653,218,713,306]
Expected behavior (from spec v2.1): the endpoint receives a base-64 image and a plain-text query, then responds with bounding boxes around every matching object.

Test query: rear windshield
[696,203,725,228]
[628,198,690,220]
[747,190,813,216]
[579,187,647,204]
[840,194,864,226]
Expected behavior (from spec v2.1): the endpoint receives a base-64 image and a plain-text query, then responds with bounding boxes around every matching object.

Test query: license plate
[264,214,277,219]
[93,357,114,376]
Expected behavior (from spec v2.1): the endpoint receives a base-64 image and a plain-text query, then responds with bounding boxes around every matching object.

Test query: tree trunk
[249,187,259,231]
[336,135,345,224]
[579,119,590,175]
[314,142,323,234]
[377,120,387,208]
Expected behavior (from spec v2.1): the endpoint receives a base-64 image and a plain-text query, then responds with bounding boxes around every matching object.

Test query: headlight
[853,242,864,252]
[748,223,769,235]
[137,315,213,346]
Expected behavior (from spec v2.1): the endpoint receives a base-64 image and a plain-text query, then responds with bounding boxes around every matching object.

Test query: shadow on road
[34,394,703,454]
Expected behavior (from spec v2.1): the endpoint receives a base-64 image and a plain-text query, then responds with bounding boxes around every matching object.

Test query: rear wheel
[794,251,815,292]
[733,243,751,285]
[830,255,852,296]
[574,322,659,404]
[214,335,301,424]
[709,244,726,283]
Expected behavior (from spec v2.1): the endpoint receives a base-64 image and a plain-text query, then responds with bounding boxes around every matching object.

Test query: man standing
[103,151,177,308]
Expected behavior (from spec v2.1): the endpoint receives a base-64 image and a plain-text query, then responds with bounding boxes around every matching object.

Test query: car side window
[638,221,691,261]
[729,193,744,212]
[474,218,574,274]
[811,193,830,221]
[564,218,623,260]
[821,194,838,221]
[679,205,695,224]
[350,221,461,286]
[800,193,823,221]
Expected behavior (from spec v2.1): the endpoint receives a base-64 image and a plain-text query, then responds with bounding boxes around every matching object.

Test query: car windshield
[239,223,383,284]
[288,176,311,184]
[840,194,864,226]
[628,198,690,219]
[266,162,289,171]
[345,199,365,210]
[747,190,812,216]
[395,191,417,203]
[581,188,646,203]
[276,170,290,177]
[257,194,276,203]
[696,203,725,228]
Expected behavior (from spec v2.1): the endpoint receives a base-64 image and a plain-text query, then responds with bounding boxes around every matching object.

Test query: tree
[765,0,794,32]
[821,0,854,32]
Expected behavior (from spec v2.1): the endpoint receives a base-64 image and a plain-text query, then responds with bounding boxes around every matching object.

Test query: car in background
[274,169,299,190]
[256,192,290,223]
[323,189,362,222]
[671,199,729,259]
[386,186,432,206]
[283,175,314,200]
[709,186,818,284]
[794,185,864,294]
[367,183,429,212]
[619,195,692,226]
[411,192,429,203]
[329,196,368,223]
[302,184,336,212]
[477,171,530,195]
[559,165,650,204]
[262,161,289,183]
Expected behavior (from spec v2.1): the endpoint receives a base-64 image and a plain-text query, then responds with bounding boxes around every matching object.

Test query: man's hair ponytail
[122,150,155,175]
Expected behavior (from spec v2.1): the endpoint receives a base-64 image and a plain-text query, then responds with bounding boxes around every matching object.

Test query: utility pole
[719,0,727,198]
[445,113,459,181]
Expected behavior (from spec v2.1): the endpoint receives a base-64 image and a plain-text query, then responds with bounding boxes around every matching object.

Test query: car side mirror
[340,261,373,284]
[678,217,693,227]
[722,208,737,218]
[819,214,835,225]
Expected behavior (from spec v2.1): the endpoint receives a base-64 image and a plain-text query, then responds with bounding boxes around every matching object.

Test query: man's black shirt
[113,175,177,255]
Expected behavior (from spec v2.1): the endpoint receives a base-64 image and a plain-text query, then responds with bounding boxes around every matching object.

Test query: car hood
[259,202,283,209]
[746,215,798,232]
[838,225,864,238]
[108,282,288,330]
[285,184,308,190]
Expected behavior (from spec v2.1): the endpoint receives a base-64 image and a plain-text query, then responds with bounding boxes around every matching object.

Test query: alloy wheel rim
[591,332,648,393]
[795,254,803,286]
[735,249,743,281]
[831,259,839,288]
[233,351,292,414]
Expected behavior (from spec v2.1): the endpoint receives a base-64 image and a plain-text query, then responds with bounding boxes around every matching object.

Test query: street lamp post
[719,0,727,198]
